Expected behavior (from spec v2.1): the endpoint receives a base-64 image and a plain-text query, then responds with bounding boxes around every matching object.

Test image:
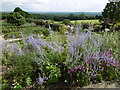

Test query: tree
[102,1,120,24]
[6,12,26,26]
[79,13,86,20]
[62,19,71,25]
[68,14,78,20]
[14,7,31,18]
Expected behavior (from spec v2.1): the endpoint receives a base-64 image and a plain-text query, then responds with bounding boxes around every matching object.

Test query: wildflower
[5,43,23,55]
[73,65,79,70]
[63,68,66,71]
[105,28,110,32]
[67,30,92,63]
[106,51,112,57]
[70,68,74,72]
[37,76,44,85]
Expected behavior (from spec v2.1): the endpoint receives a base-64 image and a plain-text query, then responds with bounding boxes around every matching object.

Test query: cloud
[1,0,49,6]
[1,0,108,12]
[35,0,49,4]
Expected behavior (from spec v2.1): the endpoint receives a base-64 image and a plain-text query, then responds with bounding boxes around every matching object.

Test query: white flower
[105,28,110,32]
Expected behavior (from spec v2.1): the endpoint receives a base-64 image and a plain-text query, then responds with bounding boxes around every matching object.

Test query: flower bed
[1,28,120,89]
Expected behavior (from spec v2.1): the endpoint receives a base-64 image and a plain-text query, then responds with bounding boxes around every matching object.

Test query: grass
[71,19,99,24]
[54,19,99,24]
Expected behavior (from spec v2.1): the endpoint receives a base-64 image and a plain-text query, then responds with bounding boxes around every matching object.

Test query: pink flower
[106,51,112,57]
[70,68,74,72]
[63,68,66,71]
[73,65,79,70]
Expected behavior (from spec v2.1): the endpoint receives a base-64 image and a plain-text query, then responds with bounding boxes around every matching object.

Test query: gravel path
[6,38,22,42]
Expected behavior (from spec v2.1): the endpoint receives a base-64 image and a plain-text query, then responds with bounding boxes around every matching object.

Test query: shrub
[62,19,71,25]
[6,12,26,26]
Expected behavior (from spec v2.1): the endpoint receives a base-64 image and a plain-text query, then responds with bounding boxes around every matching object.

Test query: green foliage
[79,13,86,20]
[68,14,78,20]
[114,22,120,30]
[47,20,54,23]
[14,7,31,18]
[29,12,100,21]
[1,26,49,39]
[101,66,118,81]
[2,7,33,26]
[6,12,26,26]
[2,51,35,89]
[62,19,71,25]
[102,1,120,23]
[101,31,119,60]
[58,25,66,34]
[42,62,61,84]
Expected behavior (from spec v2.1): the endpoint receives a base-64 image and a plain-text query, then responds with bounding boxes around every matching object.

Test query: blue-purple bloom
[5,43,23,55]
[37,76,44,85]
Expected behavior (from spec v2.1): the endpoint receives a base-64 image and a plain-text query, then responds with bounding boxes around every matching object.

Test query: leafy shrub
[62,19,71,25]
[58,25,66,34]
[6,12,26,26]
[114,23,120,31]
[81,23,90,29]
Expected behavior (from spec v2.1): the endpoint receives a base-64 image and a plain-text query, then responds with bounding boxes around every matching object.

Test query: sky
[1,0,109,12]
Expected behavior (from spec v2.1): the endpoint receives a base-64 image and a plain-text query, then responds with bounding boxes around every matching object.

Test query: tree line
[30,13,100,21]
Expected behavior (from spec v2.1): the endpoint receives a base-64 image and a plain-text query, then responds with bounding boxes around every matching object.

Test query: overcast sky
[1,0,108,12]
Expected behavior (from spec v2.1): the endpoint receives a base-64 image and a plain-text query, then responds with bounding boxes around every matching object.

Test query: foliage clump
[102,1,120,23]
[6,12,26,26]
[62,19,72,25]
[4,7,32,26]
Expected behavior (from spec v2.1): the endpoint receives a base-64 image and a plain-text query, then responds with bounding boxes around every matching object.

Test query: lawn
[54,19,99,24]
[71,19,99,24]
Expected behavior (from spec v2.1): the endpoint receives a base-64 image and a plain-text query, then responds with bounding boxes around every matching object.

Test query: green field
[55,19,99,24]
[71,19,99,24]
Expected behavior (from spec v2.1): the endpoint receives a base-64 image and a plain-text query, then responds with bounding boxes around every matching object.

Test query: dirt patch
[83,81,120,88]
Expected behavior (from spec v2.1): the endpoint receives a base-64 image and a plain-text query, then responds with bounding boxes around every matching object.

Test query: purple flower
[106,63,110,66]
[67,70,72,76]
[99,51,104,56]
[63,68,66,71]
[5,43,23,55]
[106,51,112,57]
[90,81,93,84]
[67,31,92,63]
[79,65,85,72]
[68,70,70,74]
[101,67,104,71]
[87,60,92,64]
[73,65,79,70]
[37,77,44,85]
[70,68,74,72]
